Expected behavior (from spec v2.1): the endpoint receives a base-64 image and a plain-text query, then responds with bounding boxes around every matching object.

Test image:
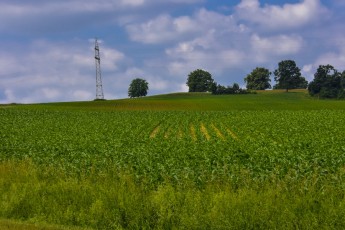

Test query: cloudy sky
[1,0,345,103]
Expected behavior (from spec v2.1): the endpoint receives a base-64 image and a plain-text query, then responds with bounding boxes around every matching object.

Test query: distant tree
[186,69,215,92]
[341,71,345,98]
[232,83,240,93]
[342,71,345,88]
[212,84,227,95]
[308,65,345,99]
[211,82,253,95]
[297,76,308,89]
[244,67,271,90]
[128,78,149,98]
[210,81,218,94]
[274,60,307,92]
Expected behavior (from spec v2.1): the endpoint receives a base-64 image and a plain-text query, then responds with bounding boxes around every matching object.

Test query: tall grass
[2,160,345,229]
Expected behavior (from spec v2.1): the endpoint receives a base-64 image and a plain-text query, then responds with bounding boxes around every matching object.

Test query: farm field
[2,90,345,229]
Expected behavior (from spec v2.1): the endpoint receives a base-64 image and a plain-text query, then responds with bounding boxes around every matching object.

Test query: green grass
[2,90,345,229]
[0,219,86,230]
[2,160,345,229]
[16,89,345,111]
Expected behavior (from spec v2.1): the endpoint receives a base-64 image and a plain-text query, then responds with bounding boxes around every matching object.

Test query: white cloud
[127,8,250,79]
[250,34,303,61]
[101,48,126,71]
[302,64,313,73]
[126,8,237,44]
[315,52,345,71]
[41,88,61,100]
[0,0,204,33]
[166,37,246,77]
[300,41,345,82]
[179,83,189,92]
[2,89,16,104]
[301,64,315,81]
[126,14,199,44]
[148,78,169,91]
[236,0,328,30]
[120,0,145,7]
[125,67,146,78]
[301,58,345,83]
[71,90,93,101]
[0,1,143,16]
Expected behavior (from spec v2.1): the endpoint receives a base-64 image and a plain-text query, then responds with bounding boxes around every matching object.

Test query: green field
[2,90,345,229]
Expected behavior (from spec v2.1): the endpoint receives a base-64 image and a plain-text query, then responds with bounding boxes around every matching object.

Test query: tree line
[186,69,252,95]
[187,60,345,99]
[127,59,345,99]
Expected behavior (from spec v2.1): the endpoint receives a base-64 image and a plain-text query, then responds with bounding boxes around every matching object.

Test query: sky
[1,0,345,103]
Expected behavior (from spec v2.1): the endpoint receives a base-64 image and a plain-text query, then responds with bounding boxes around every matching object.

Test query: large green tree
[244,67,271,90]
[274,60,307,92]
[128,78,149,98]
[308,65,345,98]
[186,69,215,92]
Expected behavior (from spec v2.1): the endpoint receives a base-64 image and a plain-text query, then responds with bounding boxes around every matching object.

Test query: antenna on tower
[94,38,104,100]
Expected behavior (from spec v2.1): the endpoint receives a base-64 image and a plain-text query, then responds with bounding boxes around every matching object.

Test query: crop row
[149,122,239,141]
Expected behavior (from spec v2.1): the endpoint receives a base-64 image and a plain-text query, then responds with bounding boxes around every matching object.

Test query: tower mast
[95,38,104,100]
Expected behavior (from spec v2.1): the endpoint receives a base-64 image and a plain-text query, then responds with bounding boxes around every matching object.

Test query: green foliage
[298,76,309,89]
[274,60,307,92]
[2,92,345,228]
[2,161,345,229]
[0,218,82,230]
[244,67,271,90]
[308,65,345,99]
[128,78,149,98]
[186,69,214,92]
[2,107,345,184]
[211,83,252,95]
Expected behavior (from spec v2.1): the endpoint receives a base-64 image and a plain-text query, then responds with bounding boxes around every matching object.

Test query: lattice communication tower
[94,38,104,100]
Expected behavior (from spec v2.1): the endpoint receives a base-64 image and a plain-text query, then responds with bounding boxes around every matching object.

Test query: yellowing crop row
[149,123,239,141]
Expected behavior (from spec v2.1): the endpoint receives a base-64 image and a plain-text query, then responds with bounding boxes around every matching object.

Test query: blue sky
[1,0,345,103]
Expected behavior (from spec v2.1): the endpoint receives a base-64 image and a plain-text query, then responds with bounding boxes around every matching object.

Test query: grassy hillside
[2,90,345,229]
[15,89,345,111]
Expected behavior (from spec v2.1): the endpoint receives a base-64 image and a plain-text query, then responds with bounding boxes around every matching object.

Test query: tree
[128,78,149,98]
[232,83,240,93]
[308,65,345,98]
[244,67,271,90]
[186,69,215,92]
[273,60,307,92]
[211,82,252,95]
[297,76,308,89]
[340,71,345,98]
